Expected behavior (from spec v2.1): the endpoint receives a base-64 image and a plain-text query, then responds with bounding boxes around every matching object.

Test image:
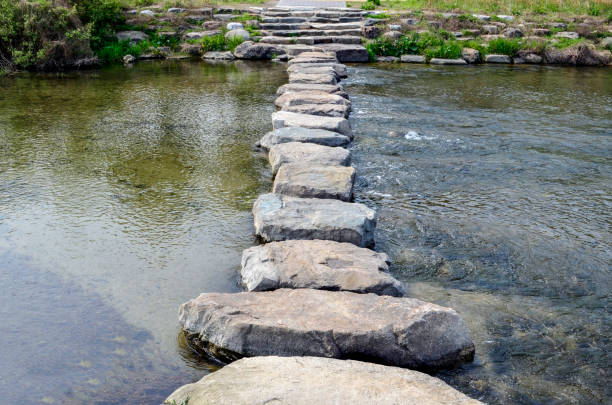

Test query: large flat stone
[286,62,347,77]
[288,72,338,85]
[318,44,369,62]
[165,356,482,405]
[276,83,349,99]
[285,65,341,79]
[257,127,350,150]
[252,193,375,247]
[288,56,339,65]
[272,111,352,138]
[275,91,351,109]
[241,240,403,295]
[233,41,286,59]
[178,289,475,368]
[281,103,350,117]
[273,163,355,201]
[268,142,350,174]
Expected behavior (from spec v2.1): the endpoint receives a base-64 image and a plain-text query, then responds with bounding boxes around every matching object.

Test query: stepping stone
[252,193,374,246]
[261,29,326,37]
[275,91,351,109]
[273,163,355,200]
[289,56,339,65]
[178,289,475,368]
[310,22,363,30]
[317,44,369,62]
[276,83,349,99]
[165,356,483,405]
[272,111,352,137]
[289,72,338,85]
[282,103,350,118]
[241,240,403,295]
[430,58,468,65]
[285,65,341,79]
[257,127,350,150]
[280,44,325,57]
[287,62,347,77]
[268,142,350,174]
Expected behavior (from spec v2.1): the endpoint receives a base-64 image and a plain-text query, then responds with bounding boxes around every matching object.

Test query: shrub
[201,33,244,52]
[361,3,375,10]
[425,41,462,59]
[487,37,522,56]
[71,0,123,50]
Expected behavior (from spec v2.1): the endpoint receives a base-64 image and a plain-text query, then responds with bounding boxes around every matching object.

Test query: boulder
[502,27,523,38]
[461,48,480,63]
[513,52,542,64]
[551,22,568,30]
[388,24,402,31]
[115,31,147,43]
[533,28,551,36]
[272,111,352,138]
[202,51,235,60]
[383,31,402,41]
[227,22,244,30]
[225,29,250,41]
[233,41,286,59]
[400,54,426,63]
[178,288,475,368]
[258,127,350,150]
[165,356,483,405]
[140,9,154,16]
[317,44,369,63]
[544,43,610,66]
[484,54,512,63]
[268,142,350,174]
[376,56,399,63]
[430,58,467,65]
[555,31,579,39]
[122,54,135,64]
[240,240,401,295]
[362,26,382,39]
[180,43,202,56]
[288,72,338,85]
[184,30,221,40]
[167,7,186,13]
[252,193,375,247]
[482,25,498,34]
[600,37,612,48]
[276,83,349,99]
[273,163,355,201]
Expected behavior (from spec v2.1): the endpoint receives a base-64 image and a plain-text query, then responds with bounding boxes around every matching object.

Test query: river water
[0,61,610,404]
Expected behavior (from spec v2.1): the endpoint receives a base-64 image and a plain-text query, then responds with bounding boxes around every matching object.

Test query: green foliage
[72,0,123,50]
[487,37,521,56]
[230,13,261,23]
[425,41,462,58]
[366,31,462,59]
[553,37,585,49]
[367,13,390,19]
[587,3,602,16]
[200,33,243,52]
[361,2,376,10]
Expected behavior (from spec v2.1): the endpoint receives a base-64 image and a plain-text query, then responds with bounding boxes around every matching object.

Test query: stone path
[166,11,481,403]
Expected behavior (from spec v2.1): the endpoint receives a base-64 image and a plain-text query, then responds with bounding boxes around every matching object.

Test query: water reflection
[346,64,611,404]
[0,60,286,404]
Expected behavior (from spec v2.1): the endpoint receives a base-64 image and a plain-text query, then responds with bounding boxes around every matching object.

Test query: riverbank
[1,1,611,75]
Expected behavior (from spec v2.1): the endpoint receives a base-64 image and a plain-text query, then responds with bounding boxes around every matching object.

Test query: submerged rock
[240,240,402,295]
[257,127,350,150]
[272,111,353,137]
[165,356,483,405]
[268,142,350,174]
[252,193,375,247]
[273,163,355,201]
[178,289,475,368]
[233,41,286,59]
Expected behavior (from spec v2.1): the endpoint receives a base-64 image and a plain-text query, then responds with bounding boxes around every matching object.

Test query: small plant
[361,2,375,11]
[367,13,390,19]
[201,33,244,52]
[587,4,602,16]
[425,41,462,59]
[487,37,521,56]
[168,396,189,405]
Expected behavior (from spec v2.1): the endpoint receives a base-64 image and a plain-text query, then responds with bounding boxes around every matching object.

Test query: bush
[201,33,244,52]
[0,0,95,71]
[487,37,522,56]
[71,0,123,50]
[361,2,375,10]
[425,42,462,59]
[366,31,463,59]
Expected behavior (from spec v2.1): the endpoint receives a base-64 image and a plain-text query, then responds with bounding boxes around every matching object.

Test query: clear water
[0,60,286,404]
[345,64,611,404]
[1,60,610,404]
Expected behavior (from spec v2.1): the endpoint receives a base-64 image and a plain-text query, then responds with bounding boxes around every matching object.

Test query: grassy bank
[353,0,612,17]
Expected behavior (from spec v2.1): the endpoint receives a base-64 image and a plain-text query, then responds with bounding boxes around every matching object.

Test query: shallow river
[0,61,610,404]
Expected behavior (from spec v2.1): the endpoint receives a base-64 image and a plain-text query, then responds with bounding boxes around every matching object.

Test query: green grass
[552,37,586,49]
[201,32,243,52]
[373,0,612,16]
[366,30,464,59]
[486,37,521,56]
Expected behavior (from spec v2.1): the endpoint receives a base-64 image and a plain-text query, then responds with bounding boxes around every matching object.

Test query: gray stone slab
[241,240,403,295]
[273,163,355,200]
[272,111,352,137]
[258,127,350,150]
[286,62,347,77]
[276,83,349,99]
[165,356,482,405]
[281,103,349,117]
[430,58,468,65]
[317,44,369,62]
[484,54,512,63]
[288,72,338,85]
[178,288,475,368]
[252,193,375,247]
[268,141,350,173]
